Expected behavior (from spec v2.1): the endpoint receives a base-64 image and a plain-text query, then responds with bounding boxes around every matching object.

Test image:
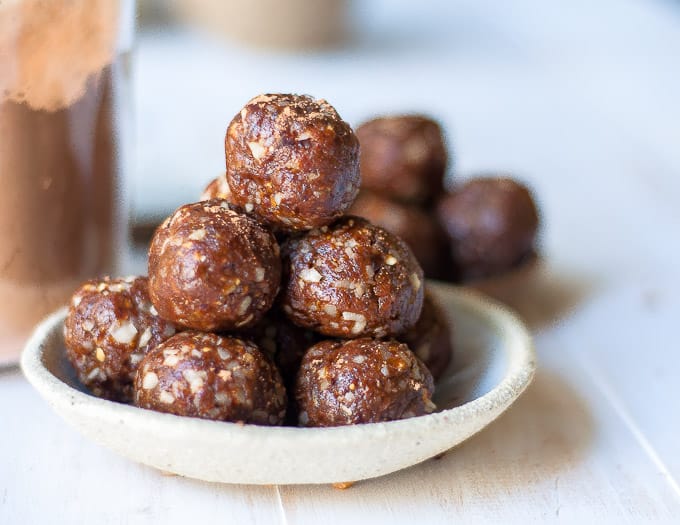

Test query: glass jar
[0,0,134,365]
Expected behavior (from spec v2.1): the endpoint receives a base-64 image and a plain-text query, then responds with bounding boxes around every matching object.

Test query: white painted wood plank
[0,370,283,525]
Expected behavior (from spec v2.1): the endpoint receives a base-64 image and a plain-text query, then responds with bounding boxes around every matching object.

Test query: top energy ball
[225,94,361,232]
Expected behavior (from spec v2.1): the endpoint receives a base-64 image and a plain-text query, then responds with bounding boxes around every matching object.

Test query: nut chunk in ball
[148,200,281,331]
[281,216,424,338]
[200,172,233,203]
[225,93,360,232]
[64,276,177,402]
[296,338,436,427]
[398,291,453,382]
[134,331,287,425]
[357,115,447,204]
[437,177,539,280]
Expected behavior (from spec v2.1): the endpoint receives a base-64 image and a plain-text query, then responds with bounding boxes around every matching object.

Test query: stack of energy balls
[64,94,453,428]
[349,115,540,283]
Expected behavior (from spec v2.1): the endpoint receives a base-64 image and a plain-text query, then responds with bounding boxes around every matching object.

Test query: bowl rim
[20,283,536,443]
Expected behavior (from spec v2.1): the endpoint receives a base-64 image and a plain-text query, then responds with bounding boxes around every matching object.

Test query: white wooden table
[2,0,680,522]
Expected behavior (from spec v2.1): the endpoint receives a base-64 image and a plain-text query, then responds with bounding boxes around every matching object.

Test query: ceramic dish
[21,282,535,485]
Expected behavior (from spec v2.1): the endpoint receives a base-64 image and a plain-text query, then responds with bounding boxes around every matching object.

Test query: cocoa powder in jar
[0,0,132,362]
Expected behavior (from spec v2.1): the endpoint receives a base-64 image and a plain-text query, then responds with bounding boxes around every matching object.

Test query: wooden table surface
[2,0,679,522]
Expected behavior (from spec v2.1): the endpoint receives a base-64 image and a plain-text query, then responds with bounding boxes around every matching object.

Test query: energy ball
[134,331,287,425]
[225,93,360,232]
[273,317,321,390]
[296,338,436,427]
[148,200,281,331]
[64,276,176,402]
[238,310,320,389]
[236,313,280,361]
[200,172,233,202]
[239,311,321,425]
[437,177,539,280]
[356,115,447,204]
[281,216,424,338]
[348,191,449,278]
[398,291,453,381]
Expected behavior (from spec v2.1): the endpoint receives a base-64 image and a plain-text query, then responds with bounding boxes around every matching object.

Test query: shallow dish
[21,282,535,485]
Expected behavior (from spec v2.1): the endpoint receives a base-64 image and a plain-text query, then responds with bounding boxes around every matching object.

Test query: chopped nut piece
[130,353,144,365]
[238,296,252,316]
[247,141,267,160]
[333,482,355,490]
[342,311,367,334]
[159,391,175,404]
[182,369,206,393]
[163,355,180,367]
[323,304,337,316]
[299,267,323,283]
[142,372,159,389]
[109,321,138,344]
[188,228,207,241]
[138,327,152,349]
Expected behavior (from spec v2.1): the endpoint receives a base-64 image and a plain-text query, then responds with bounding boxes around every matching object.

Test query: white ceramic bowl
[21,282,535,485]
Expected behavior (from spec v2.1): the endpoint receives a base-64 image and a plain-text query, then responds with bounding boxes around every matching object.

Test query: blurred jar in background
[0,0,134,364]
[172,0,349,50]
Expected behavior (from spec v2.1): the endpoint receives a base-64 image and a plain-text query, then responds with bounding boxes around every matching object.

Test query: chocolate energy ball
[356,115,447,204]
[348,191,449,278]
[200,172,233,202]
[239,311,320,425]
[398,291,453,382]
[236,312,279,361]
[225,93,360,232]
[64,276,177,402]
[296,338,436,427]
[437,177,539,280]
[281,216,424,338]
[148,200,281,331]
[238,309,320,390]
[134,331,287,425]
[273,317,321,390]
